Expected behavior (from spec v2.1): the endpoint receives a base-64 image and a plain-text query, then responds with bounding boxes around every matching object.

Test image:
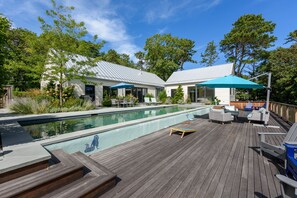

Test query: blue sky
[0,0,296,69]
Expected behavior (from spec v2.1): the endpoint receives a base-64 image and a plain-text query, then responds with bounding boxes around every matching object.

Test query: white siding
[215,88,230,105]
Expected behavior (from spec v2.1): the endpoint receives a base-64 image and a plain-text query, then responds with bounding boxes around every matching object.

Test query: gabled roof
[65,55,165,87]
[165,63,234,85]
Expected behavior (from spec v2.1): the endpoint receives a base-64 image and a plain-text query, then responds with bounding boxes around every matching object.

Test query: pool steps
[0,149,116,198]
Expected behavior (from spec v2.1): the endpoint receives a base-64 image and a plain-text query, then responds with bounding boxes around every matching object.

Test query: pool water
[21,106,192,140]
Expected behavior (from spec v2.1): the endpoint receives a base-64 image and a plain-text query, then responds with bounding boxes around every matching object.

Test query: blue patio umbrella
[110,82,134,89]
[196,75,264,89]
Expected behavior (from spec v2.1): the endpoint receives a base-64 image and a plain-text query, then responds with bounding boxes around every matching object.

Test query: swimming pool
[42,106,210,154]
[21,106,192,140]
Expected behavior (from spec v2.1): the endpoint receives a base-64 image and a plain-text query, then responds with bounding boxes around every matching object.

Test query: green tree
[143,34,196,81]
[135,51,145,69]
[200,41,219,66]
[5,28,48,90]
[0,15,11,95]
[38,0,104,106]
[268,45,297,104]
[103,49,137,69]
[286,30,297,44]
[220,14,276,76]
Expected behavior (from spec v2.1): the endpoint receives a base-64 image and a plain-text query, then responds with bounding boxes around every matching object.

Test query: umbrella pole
[265,72,271,125]
[253,72,279,128]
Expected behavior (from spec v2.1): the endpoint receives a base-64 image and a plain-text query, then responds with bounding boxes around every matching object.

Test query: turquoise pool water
[21,106,192,140]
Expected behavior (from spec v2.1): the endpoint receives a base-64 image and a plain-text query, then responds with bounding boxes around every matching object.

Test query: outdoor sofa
[209,109,234,124]
[247,108,270,123]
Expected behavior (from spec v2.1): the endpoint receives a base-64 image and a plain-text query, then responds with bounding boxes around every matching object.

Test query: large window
[171,89,176,98]
[131,87,147,102]
[156,87,164,98]
[187,87,196,102]
[103,86,117,98]
[85,85,95,101]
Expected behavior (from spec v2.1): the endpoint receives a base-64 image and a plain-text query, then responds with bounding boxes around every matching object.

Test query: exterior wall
[147,88,156,97]
[215,88,230,105]
[165,83,195,101]
[166,83,231,105]
[69,78,161,106]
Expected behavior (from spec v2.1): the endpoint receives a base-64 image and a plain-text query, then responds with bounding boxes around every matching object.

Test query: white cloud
[145,0,221,23]
[0,0,141,58]
[65,1,141,58]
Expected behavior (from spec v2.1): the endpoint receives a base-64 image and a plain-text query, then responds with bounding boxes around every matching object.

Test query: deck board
[91,113,287,198]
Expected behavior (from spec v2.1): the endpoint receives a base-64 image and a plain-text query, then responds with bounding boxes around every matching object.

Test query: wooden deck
[91,113,290,198]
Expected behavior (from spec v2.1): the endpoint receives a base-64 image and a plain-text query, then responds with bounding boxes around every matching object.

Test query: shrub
[158,90,167,104]
[145,93,154,100]
[9,97,51,114]
[102,95,112,107]
[10,97,95,114]
[171,85,184,104]
[186,97,192,104]
[13,89,43,98]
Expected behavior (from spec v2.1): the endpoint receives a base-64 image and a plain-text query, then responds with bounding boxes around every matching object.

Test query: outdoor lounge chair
[169,127,196,138]
[151,98,161,105]
[247,108,270,123]
[258,123,297,160]
[209,109,234,124]
[275,174,297,198]
[144,97,151,105]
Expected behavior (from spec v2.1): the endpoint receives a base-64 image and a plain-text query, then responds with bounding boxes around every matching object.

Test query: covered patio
[91,113,290,197]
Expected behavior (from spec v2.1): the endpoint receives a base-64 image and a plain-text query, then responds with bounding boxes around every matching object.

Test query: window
[156,87,164,98]
[85,85,95,101]
[103,86,117,98]
[187,87,196,102]
[171,89,176,98]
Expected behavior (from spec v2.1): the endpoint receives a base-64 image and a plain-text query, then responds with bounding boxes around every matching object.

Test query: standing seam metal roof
[165,63,234,85]
[65,55,165,87]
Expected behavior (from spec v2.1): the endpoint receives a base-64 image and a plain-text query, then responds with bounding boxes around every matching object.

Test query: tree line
[0,0,296,104]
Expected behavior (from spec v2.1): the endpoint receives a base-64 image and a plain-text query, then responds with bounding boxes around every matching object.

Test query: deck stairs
[0,149,117,198]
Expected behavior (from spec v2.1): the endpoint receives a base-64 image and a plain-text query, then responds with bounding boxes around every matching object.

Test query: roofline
[86,76,165,87]
[165,77,227,85]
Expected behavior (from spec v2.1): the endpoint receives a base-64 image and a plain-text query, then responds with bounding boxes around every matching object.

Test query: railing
[269,101,297,123]
[230,101,265,110]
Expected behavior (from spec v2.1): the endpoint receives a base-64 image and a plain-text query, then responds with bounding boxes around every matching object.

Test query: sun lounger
[144,97,151,105]
[151,98,161,105]
[258,123,297,160]
[169,127,196,138]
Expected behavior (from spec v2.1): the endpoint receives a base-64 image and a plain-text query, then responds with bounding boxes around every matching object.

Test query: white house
[41,56,165,106]
[41,52,234,105]
[165,63,235,105]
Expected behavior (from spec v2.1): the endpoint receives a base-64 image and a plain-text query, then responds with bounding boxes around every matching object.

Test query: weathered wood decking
[91,114,289,198]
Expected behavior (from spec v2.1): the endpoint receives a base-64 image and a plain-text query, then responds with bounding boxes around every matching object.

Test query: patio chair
[275,174,297,198]
[258,123,297,160]
[151,98,161,105]
[244,102,253,111]
[247,108,270,123]
[111,99,118,107]
[209,109,234,124]
[144,97,151,105]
